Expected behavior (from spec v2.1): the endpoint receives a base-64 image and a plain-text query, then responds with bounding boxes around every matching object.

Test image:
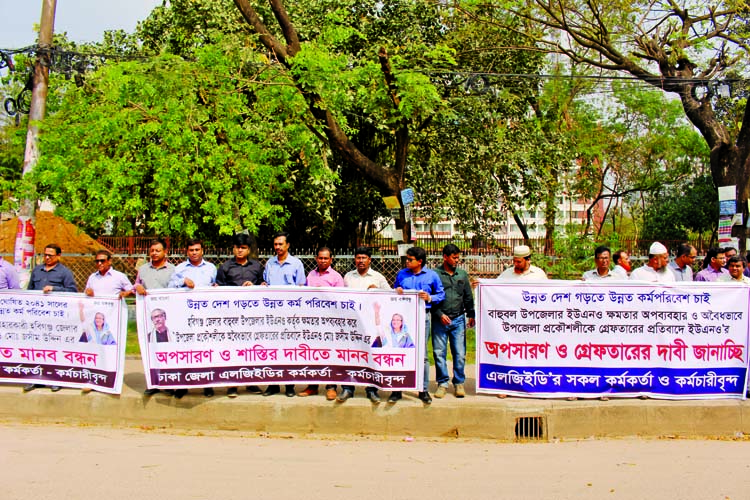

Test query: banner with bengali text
[0,291,128,394]
[477,281,749,399]
[136,287,425,390]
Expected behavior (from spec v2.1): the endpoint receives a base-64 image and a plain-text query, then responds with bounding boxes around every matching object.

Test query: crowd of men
[579,242,750,284]
[2,234,748,402]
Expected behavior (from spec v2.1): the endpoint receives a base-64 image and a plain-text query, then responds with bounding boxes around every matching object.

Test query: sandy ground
[2,424,748,500]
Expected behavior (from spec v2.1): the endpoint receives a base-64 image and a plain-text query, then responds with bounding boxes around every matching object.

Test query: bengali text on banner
[0,291,127,394]
[136,287,425,390]
[477,281,750,399]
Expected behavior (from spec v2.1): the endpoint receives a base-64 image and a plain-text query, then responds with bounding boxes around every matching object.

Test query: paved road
[2,424,748,500]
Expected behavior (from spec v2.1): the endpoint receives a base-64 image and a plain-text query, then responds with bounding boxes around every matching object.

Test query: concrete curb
[2,359,748,441]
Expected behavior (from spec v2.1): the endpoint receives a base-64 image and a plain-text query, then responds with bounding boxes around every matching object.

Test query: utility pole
[14,0,57,286]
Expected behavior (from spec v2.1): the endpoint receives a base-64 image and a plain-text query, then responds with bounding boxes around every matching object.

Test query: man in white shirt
[497,245,547,280]
[630,242,675,283]
[341,246,391,404]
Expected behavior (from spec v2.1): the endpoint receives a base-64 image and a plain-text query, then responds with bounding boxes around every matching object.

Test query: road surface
[1,424,748,500]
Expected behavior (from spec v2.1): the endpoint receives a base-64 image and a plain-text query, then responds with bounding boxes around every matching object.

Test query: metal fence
[96,235,716,257]
[7,251,512,292]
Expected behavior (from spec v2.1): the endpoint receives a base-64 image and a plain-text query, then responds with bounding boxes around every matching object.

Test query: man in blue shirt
[262,231,305,286]
[392,246,445,405]
[168,239,217,290]
[168,239,217,399]
[25,243,78,393]
[262,231,304,397]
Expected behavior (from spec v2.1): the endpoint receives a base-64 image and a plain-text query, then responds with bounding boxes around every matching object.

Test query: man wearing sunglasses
[24,243,78,392]
[84,250,133,298]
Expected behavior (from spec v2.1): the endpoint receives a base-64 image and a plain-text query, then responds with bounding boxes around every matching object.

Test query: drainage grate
[515,416,546,442]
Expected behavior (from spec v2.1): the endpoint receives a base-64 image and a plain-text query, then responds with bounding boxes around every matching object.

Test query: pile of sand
[0,211,105,255]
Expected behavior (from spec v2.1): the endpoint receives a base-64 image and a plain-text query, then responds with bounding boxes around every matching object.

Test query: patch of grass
[126,317,140,356]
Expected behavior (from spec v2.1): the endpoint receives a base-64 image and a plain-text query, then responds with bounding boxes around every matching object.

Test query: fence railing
[96,235,715,257]
[5,252,514,293]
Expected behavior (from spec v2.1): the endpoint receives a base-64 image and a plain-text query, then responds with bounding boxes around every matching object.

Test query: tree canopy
[462,0,748,245]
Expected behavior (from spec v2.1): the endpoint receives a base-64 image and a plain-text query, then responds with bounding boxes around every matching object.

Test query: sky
[0,0,162,49]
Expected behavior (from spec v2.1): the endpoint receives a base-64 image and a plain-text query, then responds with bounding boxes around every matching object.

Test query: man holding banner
[216,233,264,397]
[630,242,675,283]
[24,243,78,393]
[169,239,217,398]
[497,245,548,281]
[262,231,304,397]
[299,246,345,400]
[393,246,444,405]
[342,246,391,404]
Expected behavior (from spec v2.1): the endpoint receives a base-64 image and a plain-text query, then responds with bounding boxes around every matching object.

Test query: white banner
[0,291,128,394]
[477,281,749,399]
[136,287,425,390]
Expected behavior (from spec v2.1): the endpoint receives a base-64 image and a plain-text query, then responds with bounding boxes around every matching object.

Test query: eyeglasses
[95,259,108,263]
[43,253,56,258]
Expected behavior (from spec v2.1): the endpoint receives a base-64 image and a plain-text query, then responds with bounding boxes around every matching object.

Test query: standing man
[169,239,217,398]
[392,246,445,405]
[135,239,175,396]
[83,250,132,394]
[341,246,391,404]
[497,245,548,280]
[25,243,78,392]
[612,250,631,278]
[694,247,729,282]
[85,250,132,298]
[216,233,263,397]
[299,246,345,400]
[719,256,750,283]
[134,238,175,294]
[262,231,306,286]
[262,231,305,397]
[723,247,738,268]
[431,244,475,399]
[582,246,623,281]
[168,239,217,290]
[629,242,675,283]
[0,257,20,290]
[668,243,697,282]
[28,243,77,294]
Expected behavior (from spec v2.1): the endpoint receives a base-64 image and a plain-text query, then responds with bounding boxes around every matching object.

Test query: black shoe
[144,388,160,396]
[285,385,296,397]
[246,385,262,394]
[173,389,188,399]
[263,385,280,397]
[418,391,432,404]
[366,390,381,404]
[50,386,62,392]
[388,391,402,404]
[23,383,41,392]
[204,387,214,397]
[227,387,238,398]
[337,389,354,402]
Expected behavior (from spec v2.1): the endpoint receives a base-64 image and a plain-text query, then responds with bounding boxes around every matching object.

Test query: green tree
[640,175,718,244]
[465,0,749,247]
[28,44,336,239]
[568,82,710,238]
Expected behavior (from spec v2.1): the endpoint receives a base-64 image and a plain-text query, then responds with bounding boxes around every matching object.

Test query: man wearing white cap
[629,242,675,283]
[497,245,548,280]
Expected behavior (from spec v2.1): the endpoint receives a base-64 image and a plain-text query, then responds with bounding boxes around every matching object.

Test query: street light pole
[14,0,57,286]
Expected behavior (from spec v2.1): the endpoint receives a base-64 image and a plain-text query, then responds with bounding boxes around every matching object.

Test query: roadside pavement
[1,357,749,441]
